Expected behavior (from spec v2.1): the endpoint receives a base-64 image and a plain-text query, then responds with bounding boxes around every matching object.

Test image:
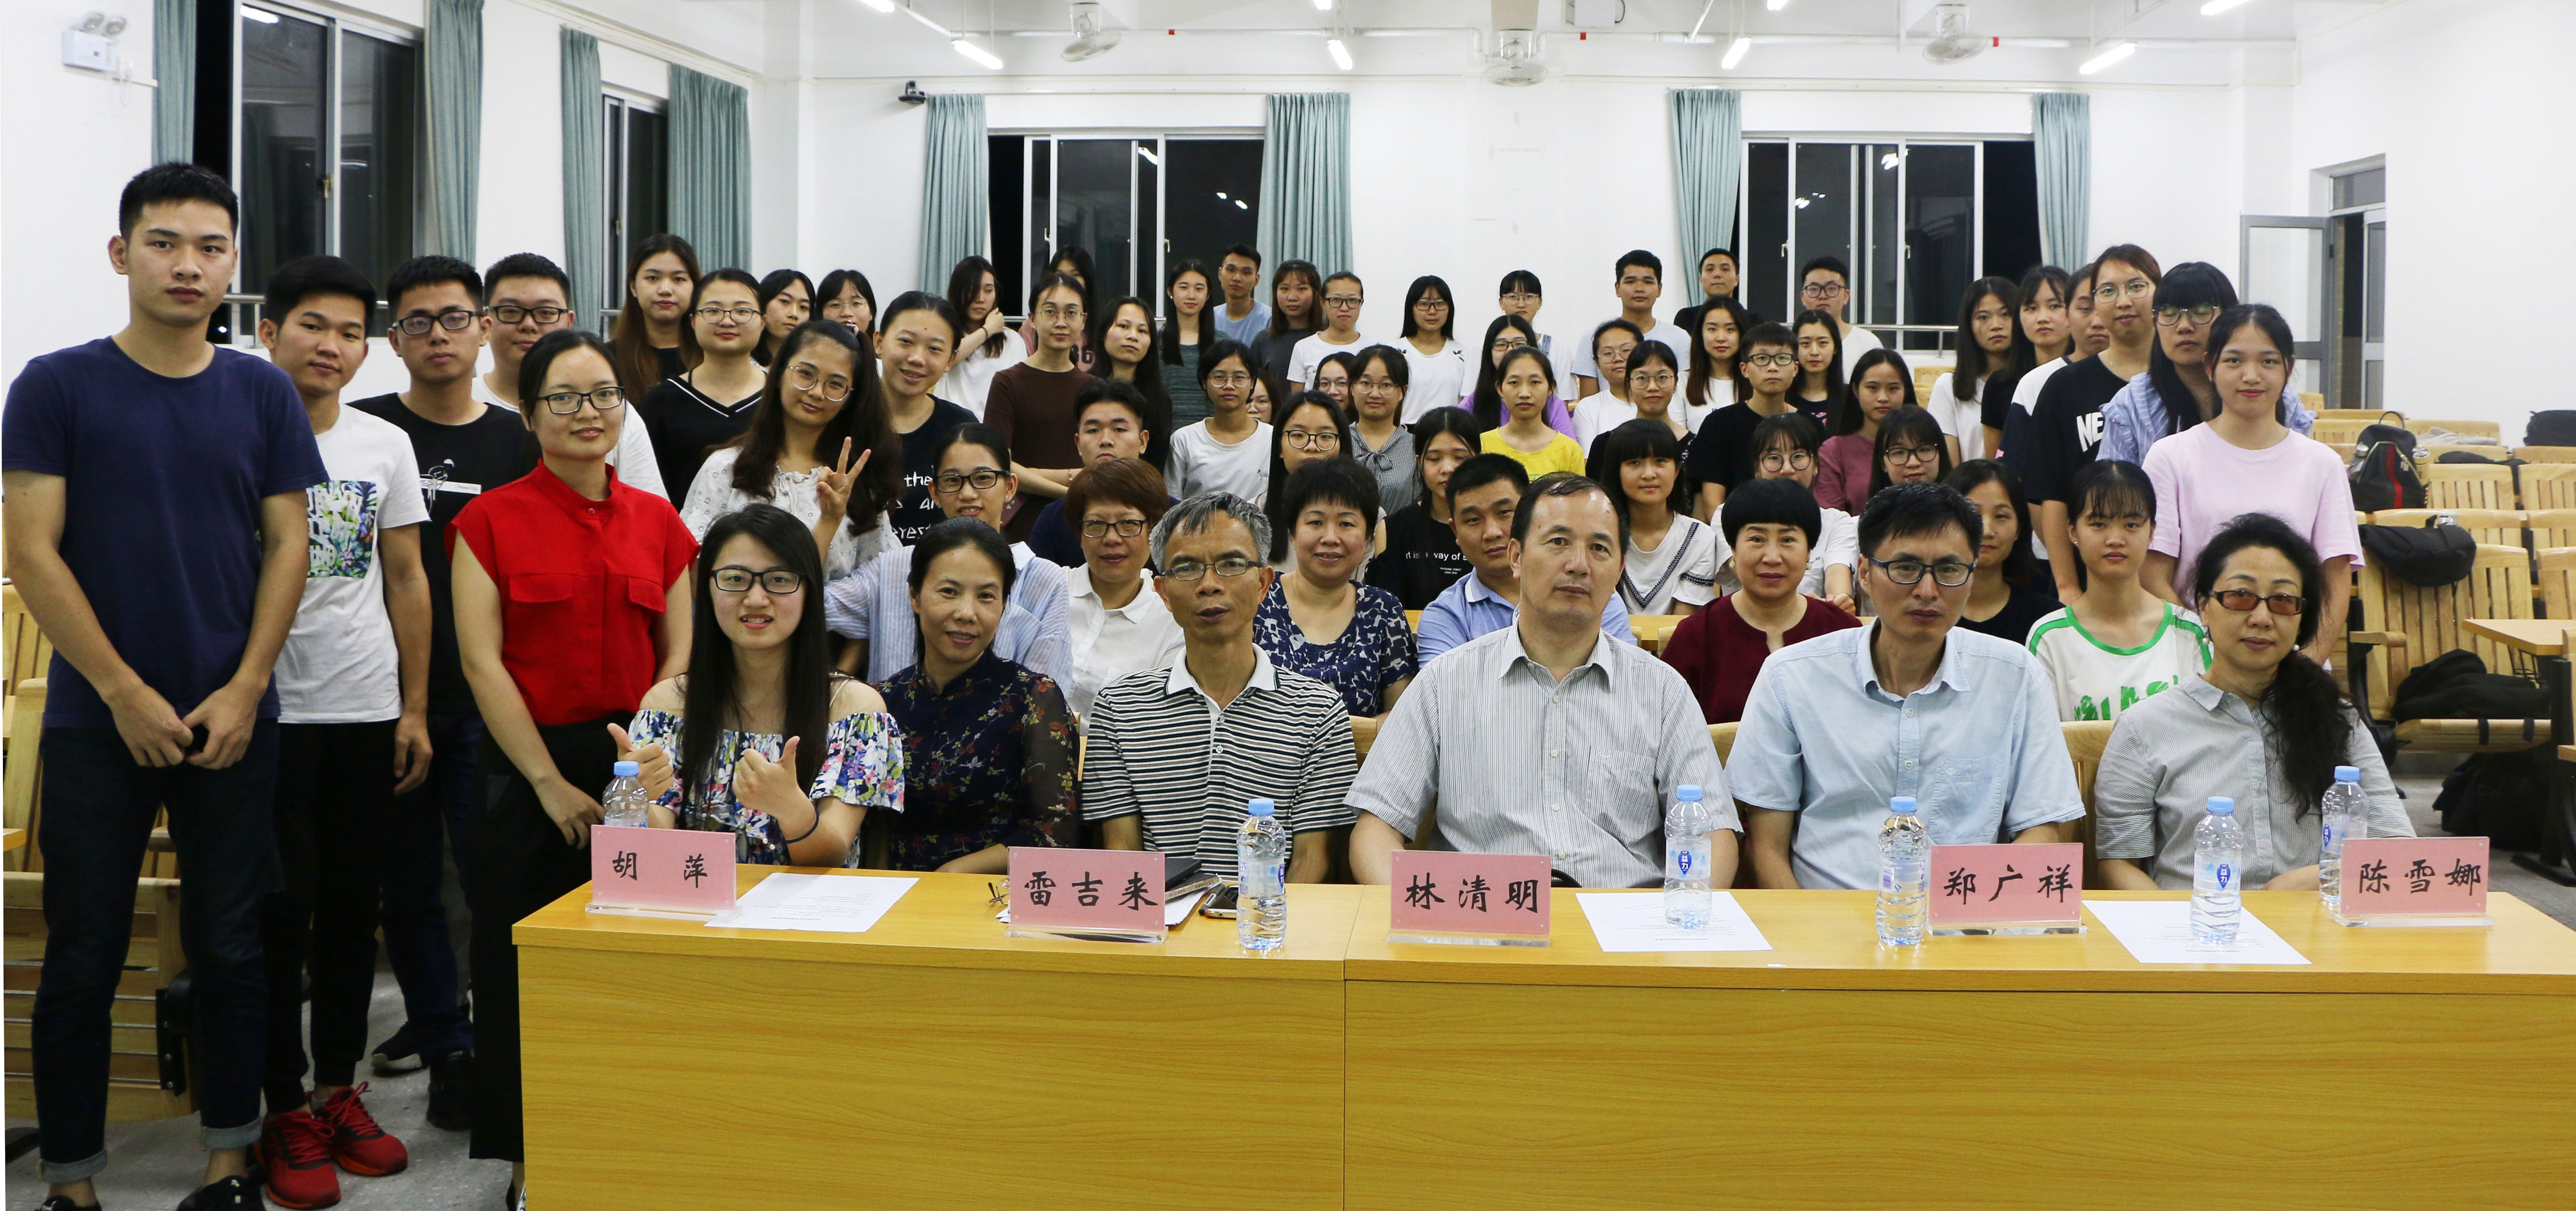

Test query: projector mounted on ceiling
[1921,3,1987,64]
[1062,0,1121,62]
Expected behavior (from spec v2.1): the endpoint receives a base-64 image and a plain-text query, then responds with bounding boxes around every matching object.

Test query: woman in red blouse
[447,328,695,1200]
[1660,477,1859,724]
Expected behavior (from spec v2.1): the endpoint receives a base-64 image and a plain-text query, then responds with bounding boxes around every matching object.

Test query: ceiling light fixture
[2079,41,2135,73]
[1327,36,1353,70]
[1721,35,1750,69]
[1313,0,1334,9]
[954,37,1003,69]
[242,6,279,22]
[1765,0,1790,10]
[2200,0,2254,13]
[857,0,894,13]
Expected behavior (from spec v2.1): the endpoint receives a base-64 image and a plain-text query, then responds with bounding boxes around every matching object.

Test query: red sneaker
[315,1083,410,1177]
[256,1108,341,1209]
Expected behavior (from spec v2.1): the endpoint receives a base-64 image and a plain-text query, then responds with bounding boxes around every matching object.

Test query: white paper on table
[1576,891,1774,953]
[712,873,917,934]
[1165,890,1206,927]
[2086,900,2311,965]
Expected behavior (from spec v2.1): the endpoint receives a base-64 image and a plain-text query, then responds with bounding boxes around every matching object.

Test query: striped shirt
[1080,647,1359,879]
[1346,623,1734,889]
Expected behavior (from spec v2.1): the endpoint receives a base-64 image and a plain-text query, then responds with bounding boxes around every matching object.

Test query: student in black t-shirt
[877,291,978,545]
[1028,379,1163,568]
[349,255,537,1110]
[1983,264,2074,458]
[1366,408,1486,609]
[639,269,768,496]
[1687,321,1801,517]
[2023,245,2161,602]
[1946,460,2060,644]
[1789,308,1846,431]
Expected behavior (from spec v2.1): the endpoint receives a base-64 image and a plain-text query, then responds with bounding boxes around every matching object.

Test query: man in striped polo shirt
[1081,493,1358,882]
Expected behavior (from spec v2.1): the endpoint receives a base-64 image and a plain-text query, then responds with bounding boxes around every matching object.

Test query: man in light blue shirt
[1727,481,2083,890]
[1213,245,1273,346]
[1416,454,1632,662]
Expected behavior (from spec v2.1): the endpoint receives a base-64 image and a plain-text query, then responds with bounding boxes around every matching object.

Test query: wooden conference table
[517,872,2576,1211]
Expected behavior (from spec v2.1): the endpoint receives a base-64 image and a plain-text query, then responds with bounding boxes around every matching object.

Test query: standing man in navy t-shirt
[3,163,326,1211]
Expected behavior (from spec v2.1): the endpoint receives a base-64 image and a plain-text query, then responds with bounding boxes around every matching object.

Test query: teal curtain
[1255,93,1351,276]
[425,0,482,261]
[1667,88,1742,305]
[153,0,193,164]
[2033,93,2091,269]
[560,29,608,318]
[916,94,988,293]
[668,66,751,271]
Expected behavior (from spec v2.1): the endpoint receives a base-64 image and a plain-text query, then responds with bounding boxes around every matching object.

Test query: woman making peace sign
[680,319,905,584]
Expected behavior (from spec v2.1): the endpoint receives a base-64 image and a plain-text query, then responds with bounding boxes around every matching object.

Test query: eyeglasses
[1742,352,1798,369]
[2208,588,2306,615]
[1491,339,1529,354]
[1207,371,1252,387]
[711,566,805,595]
[486,304,568,326]
[1758,450,1816,472]
[787,363,854,401]
[1628,371,1677,390]
[535,386,627,415]
[1868,556,1975,587]
[1500,292,1541,306]
[2093,279,2154,302]
[1080,518,1149,539]
[935,468,1006,494]
[1323,296,1364,308]
[693,305,762,322]
[1884,444,1944,465]
[1413,298,1449,311]
[396,309,478,335]
[1163,555,1262,582]
[2155,303,2221,327]
[1800,282,1847,298]
[1283,430,1341,450]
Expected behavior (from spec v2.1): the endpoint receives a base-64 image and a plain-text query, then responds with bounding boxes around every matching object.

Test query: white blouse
[680,446,900,583]
[935,332,1026,420]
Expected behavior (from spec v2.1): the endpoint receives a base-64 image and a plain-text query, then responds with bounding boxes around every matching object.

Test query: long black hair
[611,232,701,393]
[1868,405,1955,499]
[753,268,814,365]
[1791,307,1847,408]
[1469,314,1543,429]
[1161,259,1218,363]
[1090,294,1176,468]
[2143,262,2242,439]
[1941,459,2039,587]
[944,255,1009,360]
[1949,276,2024,402]
[1407,406,1486,513]
[1267,259,1322,338]
[1686,296,1755,411]
[2200,304,2301,424]
[2189,512,2350,818]
[1045,247,1097,318]
[2015,264,2073,364]
[1399,275,1456,342]
[727,320,902,538]
[678,504,841,820]
[1835,347,1917,437]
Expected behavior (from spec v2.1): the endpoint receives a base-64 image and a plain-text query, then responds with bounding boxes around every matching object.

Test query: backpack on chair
[2349,413,2423,511]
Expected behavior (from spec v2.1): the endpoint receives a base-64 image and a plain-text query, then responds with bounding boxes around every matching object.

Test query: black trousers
[467,717,614,1163]
[261,720,396,1114]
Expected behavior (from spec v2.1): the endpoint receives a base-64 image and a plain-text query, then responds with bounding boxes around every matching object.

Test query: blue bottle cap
[2334,765,2361,782]
[612,761,640,777]
[1677,785,1703,802]
[2206,796,2236,815]
[1889,797,1918,814]
[1246,799,1276,817]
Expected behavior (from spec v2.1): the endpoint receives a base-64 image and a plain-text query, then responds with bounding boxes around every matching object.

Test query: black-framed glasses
[1283,430,1341,450]
[787,363,853,401]
[711,566,805,595]
[1743,352,1798,369]
[1758,450,1816,472]
[535,386,627,415]
[1323,295,1364,308]
[1884,444,1944,465]
[1413,298,1450,311]
[2155,303,2221,327]
[1080,518,1149,539]
[1207,371,1252,387]
[486,304,568,326]
[1869,556,1974,587]
[1800,282,1847,297]
[693,305,762,322]
[935,468,1006,494]
[396,309,478,335]
[2209,589,2306,615]
[1163,556,1262,582]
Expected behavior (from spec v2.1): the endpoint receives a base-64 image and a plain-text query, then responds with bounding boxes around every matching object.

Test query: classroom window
[606,94,670,311]
[988,134,1262,320]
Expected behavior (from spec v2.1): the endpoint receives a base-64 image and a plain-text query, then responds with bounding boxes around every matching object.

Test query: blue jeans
[375,710,482,1060]
[32,724,279,1183]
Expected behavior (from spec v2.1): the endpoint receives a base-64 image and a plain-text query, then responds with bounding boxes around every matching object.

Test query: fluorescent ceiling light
[856,0,894,12]
[1314,0,1334,9]
[1721,36,1750,69]
[954,38,1003,69]
[1766,0,1791,10]
[242,5,279,22]
[2079,41,2136,74]
[1215,191,1228,200]
[903,6,954,36]
[1327,36,1352,70]
[2200,0,2254,12]
[1235,199,1249,210]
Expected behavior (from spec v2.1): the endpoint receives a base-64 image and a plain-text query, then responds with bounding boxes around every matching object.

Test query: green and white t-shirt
[2026,603,2211,722]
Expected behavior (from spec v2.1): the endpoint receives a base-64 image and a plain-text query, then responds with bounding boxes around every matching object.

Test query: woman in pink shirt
[2142,304,2360,665]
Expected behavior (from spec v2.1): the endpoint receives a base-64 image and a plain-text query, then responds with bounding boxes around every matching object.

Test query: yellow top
[1480,428,1586,479]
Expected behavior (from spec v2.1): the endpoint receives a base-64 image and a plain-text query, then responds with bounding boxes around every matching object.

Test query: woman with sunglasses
[678,320,904,584]
[2093,512,2410,892]
[1943,460,2056,645]
[639,270,770,495]
[613,504,903,868]
[2142,305,2360,665]
[1397,275,1471,421]
[448,329,697,1205]
[2095,263,2319,467]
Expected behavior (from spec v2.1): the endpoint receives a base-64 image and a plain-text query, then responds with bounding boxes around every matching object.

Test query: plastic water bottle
[1876,797,1929,947]
[1236,799,1289,950]
[601,760,649,828]
[2192,797,2246,946]
[2318,765,2367,913]
[1663,784,1716,928]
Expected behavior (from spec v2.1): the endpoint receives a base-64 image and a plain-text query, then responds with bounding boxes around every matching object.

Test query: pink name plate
[1389,850,1552,945]
[1928,843,2085,935]
[2336,836,2490,926]
[1008,847,1167,939]
[588,825,739,916]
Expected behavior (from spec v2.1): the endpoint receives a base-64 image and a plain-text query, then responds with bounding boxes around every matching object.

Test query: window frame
[995,129,1262,323]
[604,87,670,316]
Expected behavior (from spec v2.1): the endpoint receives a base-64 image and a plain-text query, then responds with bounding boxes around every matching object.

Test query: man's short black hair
[1222,243,1262,268]
[119,162,238,237]
[1799,254,1851,286]
[1615,249,1663,282]
[1700,247,1739,271]
[1074,376,1149,427]
[1446,452,1530,514]
[1855,480,1981,562]
[263,255,376,325]
[1719,476,1824,547]
[386,255,485,313]
[1510,472,1627,556]
[1498,269,1543,298]
[483,252,571,300]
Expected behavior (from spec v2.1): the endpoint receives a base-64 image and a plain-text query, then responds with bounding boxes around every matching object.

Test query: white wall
[2,3,160,389]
